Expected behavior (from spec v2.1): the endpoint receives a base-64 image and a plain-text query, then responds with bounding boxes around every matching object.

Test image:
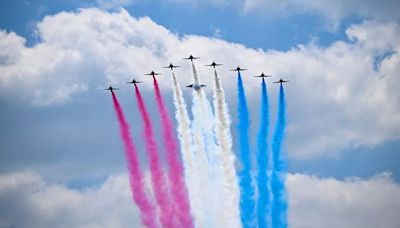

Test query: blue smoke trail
[271,84,288,228]
[237,71,255,227]
[256,79,270,228]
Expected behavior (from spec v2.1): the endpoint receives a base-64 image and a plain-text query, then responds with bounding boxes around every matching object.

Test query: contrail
[152,77,194,228]
[236,71,255,227]
[271,84,288,228]
[170,70,205,227]
[212,68,242,228]
[190,61,225,227]
[134,85,176,228]
[110,91,158,228]
[256,79,270,228]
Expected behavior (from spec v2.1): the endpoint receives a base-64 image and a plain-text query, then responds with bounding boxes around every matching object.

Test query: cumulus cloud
[0,171,399,228]
[0,8,399,159]
[0,31,25,66]
[288,172,400,228]
[243,0,400,29]
[0,172,142,228]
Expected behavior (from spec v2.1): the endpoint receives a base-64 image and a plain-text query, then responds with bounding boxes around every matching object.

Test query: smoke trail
[237,71,255,227]
[190,90,214,227]
[212,68,242,228]
[190,62,219,165]
[190,62,225,227]
[134,85,176,228]
[191,62,200,85]
[271,84,288,228]
[110,91,158,228]
[153,77,194,228]
[170,70,205,227]
[256,79,270,228]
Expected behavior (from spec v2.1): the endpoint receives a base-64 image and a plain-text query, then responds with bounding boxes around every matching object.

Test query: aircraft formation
[107,54,290,228]
[103,54,289,91]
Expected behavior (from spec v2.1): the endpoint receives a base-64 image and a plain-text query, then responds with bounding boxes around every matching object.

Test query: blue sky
[0,0,400,227]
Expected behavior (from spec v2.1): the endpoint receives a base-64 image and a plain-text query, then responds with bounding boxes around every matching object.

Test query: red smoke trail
[110,91,158,228]
[153,77,194,228]
[134,85,176,228]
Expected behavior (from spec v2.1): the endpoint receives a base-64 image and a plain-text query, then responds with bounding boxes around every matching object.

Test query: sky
[0,0,400,227]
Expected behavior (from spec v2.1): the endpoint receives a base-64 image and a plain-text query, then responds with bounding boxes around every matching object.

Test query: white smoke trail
[212,69,242,228]
[191,91,215,227]
[171,71,206,228]
[190,62,227,227]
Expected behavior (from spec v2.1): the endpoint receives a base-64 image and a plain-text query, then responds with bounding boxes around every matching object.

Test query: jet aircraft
[186,84,206,90]
[126,78,142,84]
[206,61,223,68]
[231,66,248,72]
[163,63,180,70]
[184,54,200,62]
[145,71,161,77]
[273,78,289,85]
[254,73,272,79]
[103,86,119,92]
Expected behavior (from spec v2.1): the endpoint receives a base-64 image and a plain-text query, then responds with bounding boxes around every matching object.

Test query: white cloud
[0,31,25,66]
[288,172,400,228]
[0,9,399,159]
[212,26,222,38]
[1,171,399,228]
[32,83,87,106]
[242,0,400,29]
[0,172,142,228]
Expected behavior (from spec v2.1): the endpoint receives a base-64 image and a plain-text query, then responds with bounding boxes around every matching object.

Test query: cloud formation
[1,171,399,228]
[288,172,400,228]
[243,0,400,26]
[0,8,399,159]
[0,172,142,228]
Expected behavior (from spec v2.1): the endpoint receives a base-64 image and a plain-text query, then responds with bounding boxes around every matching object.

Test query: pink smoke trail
[153,77,194,228]
[134,85,176,228]
[110,91,158,228]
